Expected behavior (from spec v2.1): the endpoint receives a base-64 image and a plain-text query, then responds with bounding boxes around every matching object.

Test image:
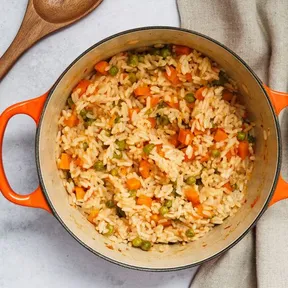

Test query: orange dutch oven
[1,27,288,271]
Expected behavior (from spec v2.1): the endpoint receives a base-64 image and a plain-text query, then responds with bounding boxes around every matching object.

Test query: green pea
[211,149,221,158]
[109,66,119,76]
[128,72,137,83]
[80,109,88,119]
[113,150,123,159]
[248,134,256,143]
[143,143,155,155]
[212,71,228,86]
[132,237,143,247]
[157,115,170,126]
[104,224,114,236]
[67,96,74,108]
[116,206,126,218]
[185,176,196,185]
[84,118,94,128]
[115,116,121,123]
[184,93,196,103]
[106,200,115,208]
[157,101,167,109]
[128,55,139,67]
[160,48,171,59]
[140,240,152,251]
[138,55,145,63]
[129,190,137,198]
[232,184,238,190]
[151,48,161,56]
[83,142,89,151]
[164,200,172,208]
[159,206,169,216]
[115,140,126,151]
[94,161,105,171]
[185,228,195,238]
[237,131,246,141]
[105,130,111,137]
[110,168,118,176]
[145,108,153,115]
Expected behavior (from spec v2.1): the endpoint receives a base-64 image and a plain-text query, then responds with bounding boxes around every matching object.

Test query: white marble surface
[0,0,198,287]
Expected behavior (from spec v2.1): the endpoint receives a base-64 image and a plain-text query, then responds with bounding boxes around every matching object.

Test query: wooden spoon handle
[0,2,53,80]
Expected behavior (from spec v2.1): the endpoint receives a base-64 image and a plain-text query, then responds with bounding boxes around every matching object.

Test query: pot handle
[264,85,288,206]
[0,92,51,213]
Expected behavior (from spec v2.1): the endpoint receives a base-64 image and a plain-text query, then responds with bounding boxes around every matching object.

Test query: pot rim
[35,26,282,272]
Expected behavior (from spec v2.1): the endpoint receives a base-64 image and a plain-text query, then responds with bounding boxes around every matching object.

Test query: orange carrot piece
[58,153,71,170]
[164,66,180,85]
[128,108,140,120]
[169,134,179,147]
[136,195,153,208]
[173,45,192,55]
[134,86,151,97]
[87,210,99,223]
[109,114,116,126]
[148,117,156,128]
[194,129,205,136]
[150,96,160,107]
[222,89,234,102]
[139,160,150,179]
[178,129,193,146]
[185,73,192,82]
[156,145,165,157]
[184,188,200,205]
[119,166,128,176]
[126,178,141,190]
[214,129,228,142]
[75,186,85,200]
[64,113,79,128]
[94,61,109,75]
[195,204,210,218]
[151,214,160,223]
[73,79,91,96]
[223,182,233,193]
[159,219,172,227]
[166,100,179,109]
[200,153,210,163]
[75,157,83,167]
[183,147,196,162]
[238,141,249,160]
[195,87,206,100]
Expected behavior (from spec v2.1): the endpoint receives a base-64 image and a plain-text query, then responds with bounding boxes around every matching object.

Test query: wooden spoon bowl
[0,0,103,80]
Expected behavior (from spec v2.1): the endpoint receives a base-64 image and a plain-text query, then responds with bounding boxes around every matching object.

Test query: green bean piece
[159,206,169,216]
[248,134,256,143]
[211,149,221,158]
[109,66,119,76]
[160,48,171,59]
[132,237,143,247]
[104,224,114,236]
[184,93,196,103]
[128,55,139,67]
[143,143,155,155]
[185,176,196,185]
[116,206,126,218]
[128,72,137,83]
[83,142,89,151]
[185,228,195,238]
[237,131,246,141]
[67,96,74,108]
[140,240,152,251]
[94,161,105,171]
[105,200,115,208]
[115,140,126,151]
[110,168,118,176]
[113,150,123,159]
[164,200,173,208]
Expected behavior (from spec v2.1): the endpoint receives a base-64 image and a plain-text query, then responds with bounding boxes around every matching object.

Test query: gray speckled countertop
[0,0,198,287]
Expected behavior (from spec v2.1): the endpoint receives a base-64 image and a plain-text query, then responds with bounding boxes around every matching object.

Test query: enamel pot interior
[36,27,280,271]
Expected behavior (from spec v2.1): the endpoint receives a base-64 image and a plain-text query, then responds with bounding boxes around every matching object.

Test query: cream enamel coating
[36,28,279,270]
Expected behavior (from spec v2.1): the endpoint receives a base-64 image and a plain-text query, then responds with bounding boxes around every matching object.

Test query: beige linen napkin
[176,1,288,287]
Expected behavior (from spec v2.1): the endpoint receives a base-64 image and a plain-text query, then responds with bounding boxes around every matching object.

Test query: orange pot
[0,27,288,271]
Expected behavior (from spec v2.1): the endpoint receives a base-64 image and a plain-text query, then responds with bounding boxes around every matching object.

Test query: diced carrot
[73,79,91,96]
[223,182,233,194]
[87,210,99,223]
[238,141,249,160]
[200,153,210,163]
[183,147,196,162]
[156,144,165,157]
[119,166,128,176]
[128,108,140,120]
[159,219,172,227]
[194,129,205,136]
[169,134,179,147]
[195,204,210,218]
[185,73,192,82]
[214,129,228,142]
[94,61,109,75]
[126,178,141,190]
[165,66,180,85]
[150,96,160,107]
[166,100,179,109]
[173,45,192,55]
[75,157,83,167]
[64,113,79,128]
[226,151,232,161]
[195,87,206,100]
[222,89,234,102]
[148,117,156,128]
[136,195,152,207]
[139,160,150,179]
[75,186,85,200]
[184,188,200,205]
[58,153,71,170]
[178,129,193,146]
[151,214,160,223]
[109,114,116,127]
[134,86,151,97]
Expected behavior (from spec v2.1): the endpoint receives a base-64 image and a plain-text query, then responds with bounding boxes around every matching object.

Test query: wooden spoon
[0,0,103,80]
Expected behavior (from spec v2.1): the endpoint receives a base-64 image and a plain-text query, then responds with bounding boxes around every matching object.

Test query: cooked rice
[56,45,255,250]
